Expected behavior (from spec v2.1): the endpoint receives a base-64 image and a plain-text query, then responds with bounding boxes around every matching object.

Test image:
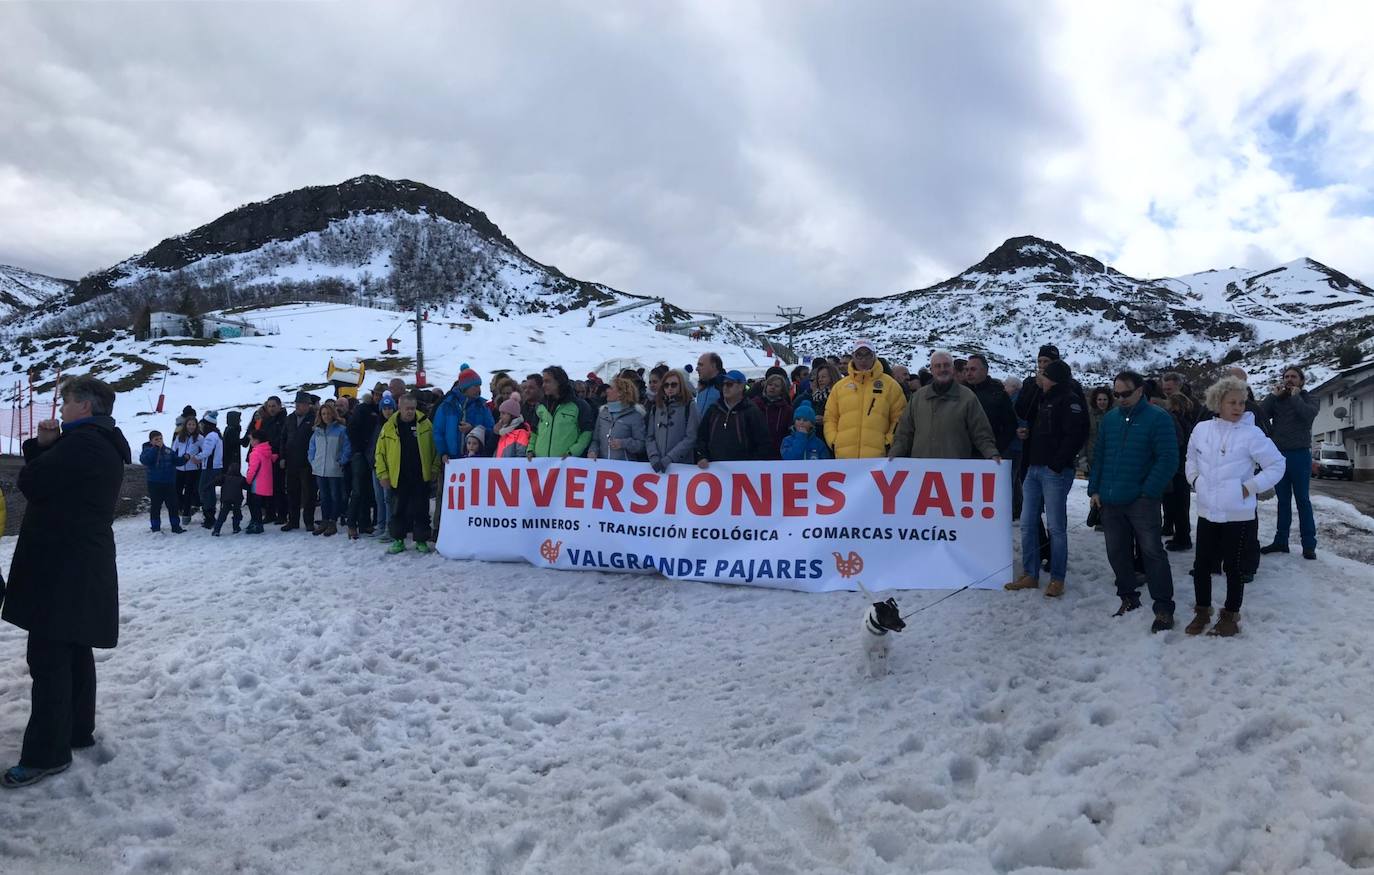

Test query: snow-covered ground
[1,487,1372,874]
[1,301,776,454]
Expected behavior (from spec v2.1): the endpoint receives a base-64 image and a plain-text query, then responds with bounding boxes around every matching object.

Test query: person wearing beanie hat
[433,363,496,465]
[464,425,488,458]
[495,392,532,458]
[194,409,225,528]
[1006,356,1088,598]
[781,401,831,460]
[381,390,397,411]
[456,364,482,393]
[221,410,243,474]
[1037,344,1061,362]
[752,372,793,458]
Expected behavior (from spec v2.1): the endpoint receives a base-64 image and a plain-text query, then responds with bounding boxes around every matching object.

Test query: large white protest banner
[435,458,1012,593]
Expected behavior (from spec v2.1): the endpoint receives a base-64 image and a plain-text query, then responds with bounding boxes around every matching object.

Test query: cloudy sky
[3,0,1372,318]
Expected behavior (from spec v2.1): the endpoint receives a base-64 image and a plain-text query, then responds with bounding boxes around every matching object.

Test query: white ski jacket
[1185,412,1285,524]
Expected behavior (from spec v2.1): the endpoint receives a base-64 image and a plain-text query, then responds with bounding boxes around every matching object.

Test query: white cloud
[0,0,1370,317]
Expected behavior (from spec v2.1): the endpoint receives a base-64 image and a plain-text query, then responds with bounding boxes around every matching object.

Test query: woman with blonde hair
[588,375,646,461]
[1183,376,1285,636]
[645,368,699,473]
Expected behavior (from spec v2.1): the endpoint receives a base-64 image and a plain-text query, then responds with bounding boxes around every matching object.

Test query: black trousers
[215,498,243,532]
[1194,518,1247,612]
[285,463,317,527]
[21,636,96,769]
[270,464,288,522]
[175,470,200,517]
[247,493,264,527]
[1163,473,1191,542]
[347,453,376,528]
[389,480,432,542]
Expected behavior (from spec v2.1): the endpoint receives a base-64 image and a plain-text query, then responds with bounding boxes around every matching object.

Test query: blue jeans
[1102,497,1175,614]
[1021,465,1074,581]
[372,472,391,531]
[1273,448,1316,550]
[315,476,345,522]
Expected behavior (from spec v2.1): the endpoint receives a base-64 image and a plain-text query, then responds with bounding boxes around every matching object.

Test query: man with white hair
[889,350,999,461]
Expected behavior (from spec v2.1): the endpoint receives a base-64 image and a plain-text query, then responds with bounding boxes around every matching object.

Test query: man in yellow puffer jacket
[824,339,908,458]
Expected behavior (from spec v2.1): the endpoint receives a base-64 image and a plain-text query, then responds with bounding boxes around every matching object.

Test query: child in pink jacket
[244,430,278,534]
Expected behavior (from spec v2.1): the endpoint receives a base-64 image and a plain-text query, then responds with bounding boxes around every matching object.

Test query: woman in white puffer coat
[1184,376,1285,637]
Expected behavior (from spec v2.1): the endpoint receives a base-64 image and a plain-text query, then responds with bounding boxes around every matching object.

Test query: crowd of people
[140,340,1320,639]
[0,342,1325,788]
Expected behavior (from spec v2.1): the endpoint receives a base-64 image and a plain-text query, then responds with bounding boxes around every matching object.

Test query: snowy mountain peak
[964,235,1109,280]
[69,175,512,306]
[0,263,74,323]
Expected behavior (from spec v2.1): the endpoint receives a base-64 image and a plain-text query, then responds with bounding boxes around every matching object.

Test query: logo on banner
[833,551,864,578]
[539,539,563,564]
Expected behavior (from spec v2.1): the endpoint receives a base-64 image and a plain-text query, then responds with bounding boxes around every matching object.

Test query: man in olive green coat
[889,350,1000,461]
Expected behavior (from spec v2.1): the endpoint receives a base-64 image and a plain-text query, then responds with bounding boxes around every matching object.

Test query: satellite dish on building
[1333,406,1348,420]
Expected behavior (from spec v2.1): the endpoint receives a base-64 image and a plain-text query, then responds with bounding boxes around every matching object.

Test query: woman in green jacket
[527,365,594,459]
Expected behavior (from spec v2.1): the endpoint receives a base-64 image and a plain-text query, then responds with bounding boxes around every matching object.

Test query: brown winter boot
[1207,610,1240,637]
[347,526,359,540]
[1004,575,1039,591]
[323,520,338,537]
[1185,606,1212,636]
[1044,579,1065,598]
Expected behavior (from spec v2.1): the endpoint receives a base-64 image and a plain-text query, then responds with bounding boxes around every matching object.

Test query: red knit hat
[456,366,481,392]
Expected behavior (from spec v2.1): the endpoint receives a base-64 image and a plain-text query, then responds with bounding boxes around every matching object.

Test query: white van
[1314,444,1354,480]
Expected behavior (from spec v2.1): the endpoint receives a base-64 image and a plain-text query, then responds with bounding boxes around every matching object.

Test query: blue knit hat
[456,363,481,392]
[794,401,817,423]
[381,390,397,411]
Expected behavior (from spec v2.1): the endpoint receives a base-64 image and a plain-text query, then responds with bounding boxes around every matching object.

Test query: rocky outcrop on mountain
[788,236,1373,380]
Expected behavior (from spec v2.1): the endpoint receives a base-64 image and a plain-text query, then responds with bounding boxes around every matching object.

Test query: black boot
[1260,543,1289,555]
[1112,594,1142,617]
[1150,612,1174,633]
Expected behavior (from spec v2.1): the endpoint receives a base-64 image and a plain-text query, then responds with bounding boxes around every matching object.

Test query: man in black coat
[2,376,130,789]
[695,371,772,465]
[965,354,1018,455]
[242,396,288,522]
[280,391,317,532]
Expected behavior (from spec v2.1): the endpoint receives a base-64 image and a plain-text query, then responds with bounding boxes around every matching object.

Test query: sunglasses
[663,382,680,389]
[1112,390,1137,399]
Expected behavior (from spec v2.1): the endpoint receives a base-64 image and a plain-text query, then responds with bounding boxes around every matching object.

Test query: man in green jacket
[527,366,594,459]
[1087,370,1178,631]
[375,394,436,554]
[889,351,1000,461]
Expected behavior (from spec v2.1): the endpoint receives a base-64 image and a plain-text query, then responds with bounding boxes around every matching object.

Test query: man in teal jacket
[1088,370,1178,631]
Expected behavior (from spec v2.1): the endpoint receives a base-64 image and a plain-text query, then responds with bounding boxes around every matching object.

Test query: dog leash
[854,516,1103,621]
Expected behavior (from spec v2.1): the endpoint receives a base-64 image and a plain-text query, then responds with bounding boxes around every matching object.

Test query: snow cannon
[326,358,367,399]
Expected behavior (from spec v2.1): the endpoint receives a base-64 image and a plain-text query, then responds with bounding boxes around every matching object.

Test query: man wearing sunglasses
[1087,371,1178,632]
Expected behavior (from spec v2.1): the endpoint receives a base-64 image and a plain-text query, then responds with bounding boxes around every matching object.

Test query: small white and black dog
[862,597,906,678]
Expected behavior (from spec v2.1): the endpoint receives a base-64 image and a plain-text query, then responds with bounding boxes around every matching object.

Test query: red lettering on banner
[630,473,659,513]
[914,471,954,516]
[664,472,680,514]
[686,473,722,514]
[982,472,997,519]
[489,468,519,506]
[528,467,559,507]
[960,472,975,518]
[448,471,462,510]
[472,466,481,505]
[593,470,626,512]
[565,467,587,509]
[870,469,909,514]
[781,473,807,517]
[815,472,845,515]
[731,473,771,516]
